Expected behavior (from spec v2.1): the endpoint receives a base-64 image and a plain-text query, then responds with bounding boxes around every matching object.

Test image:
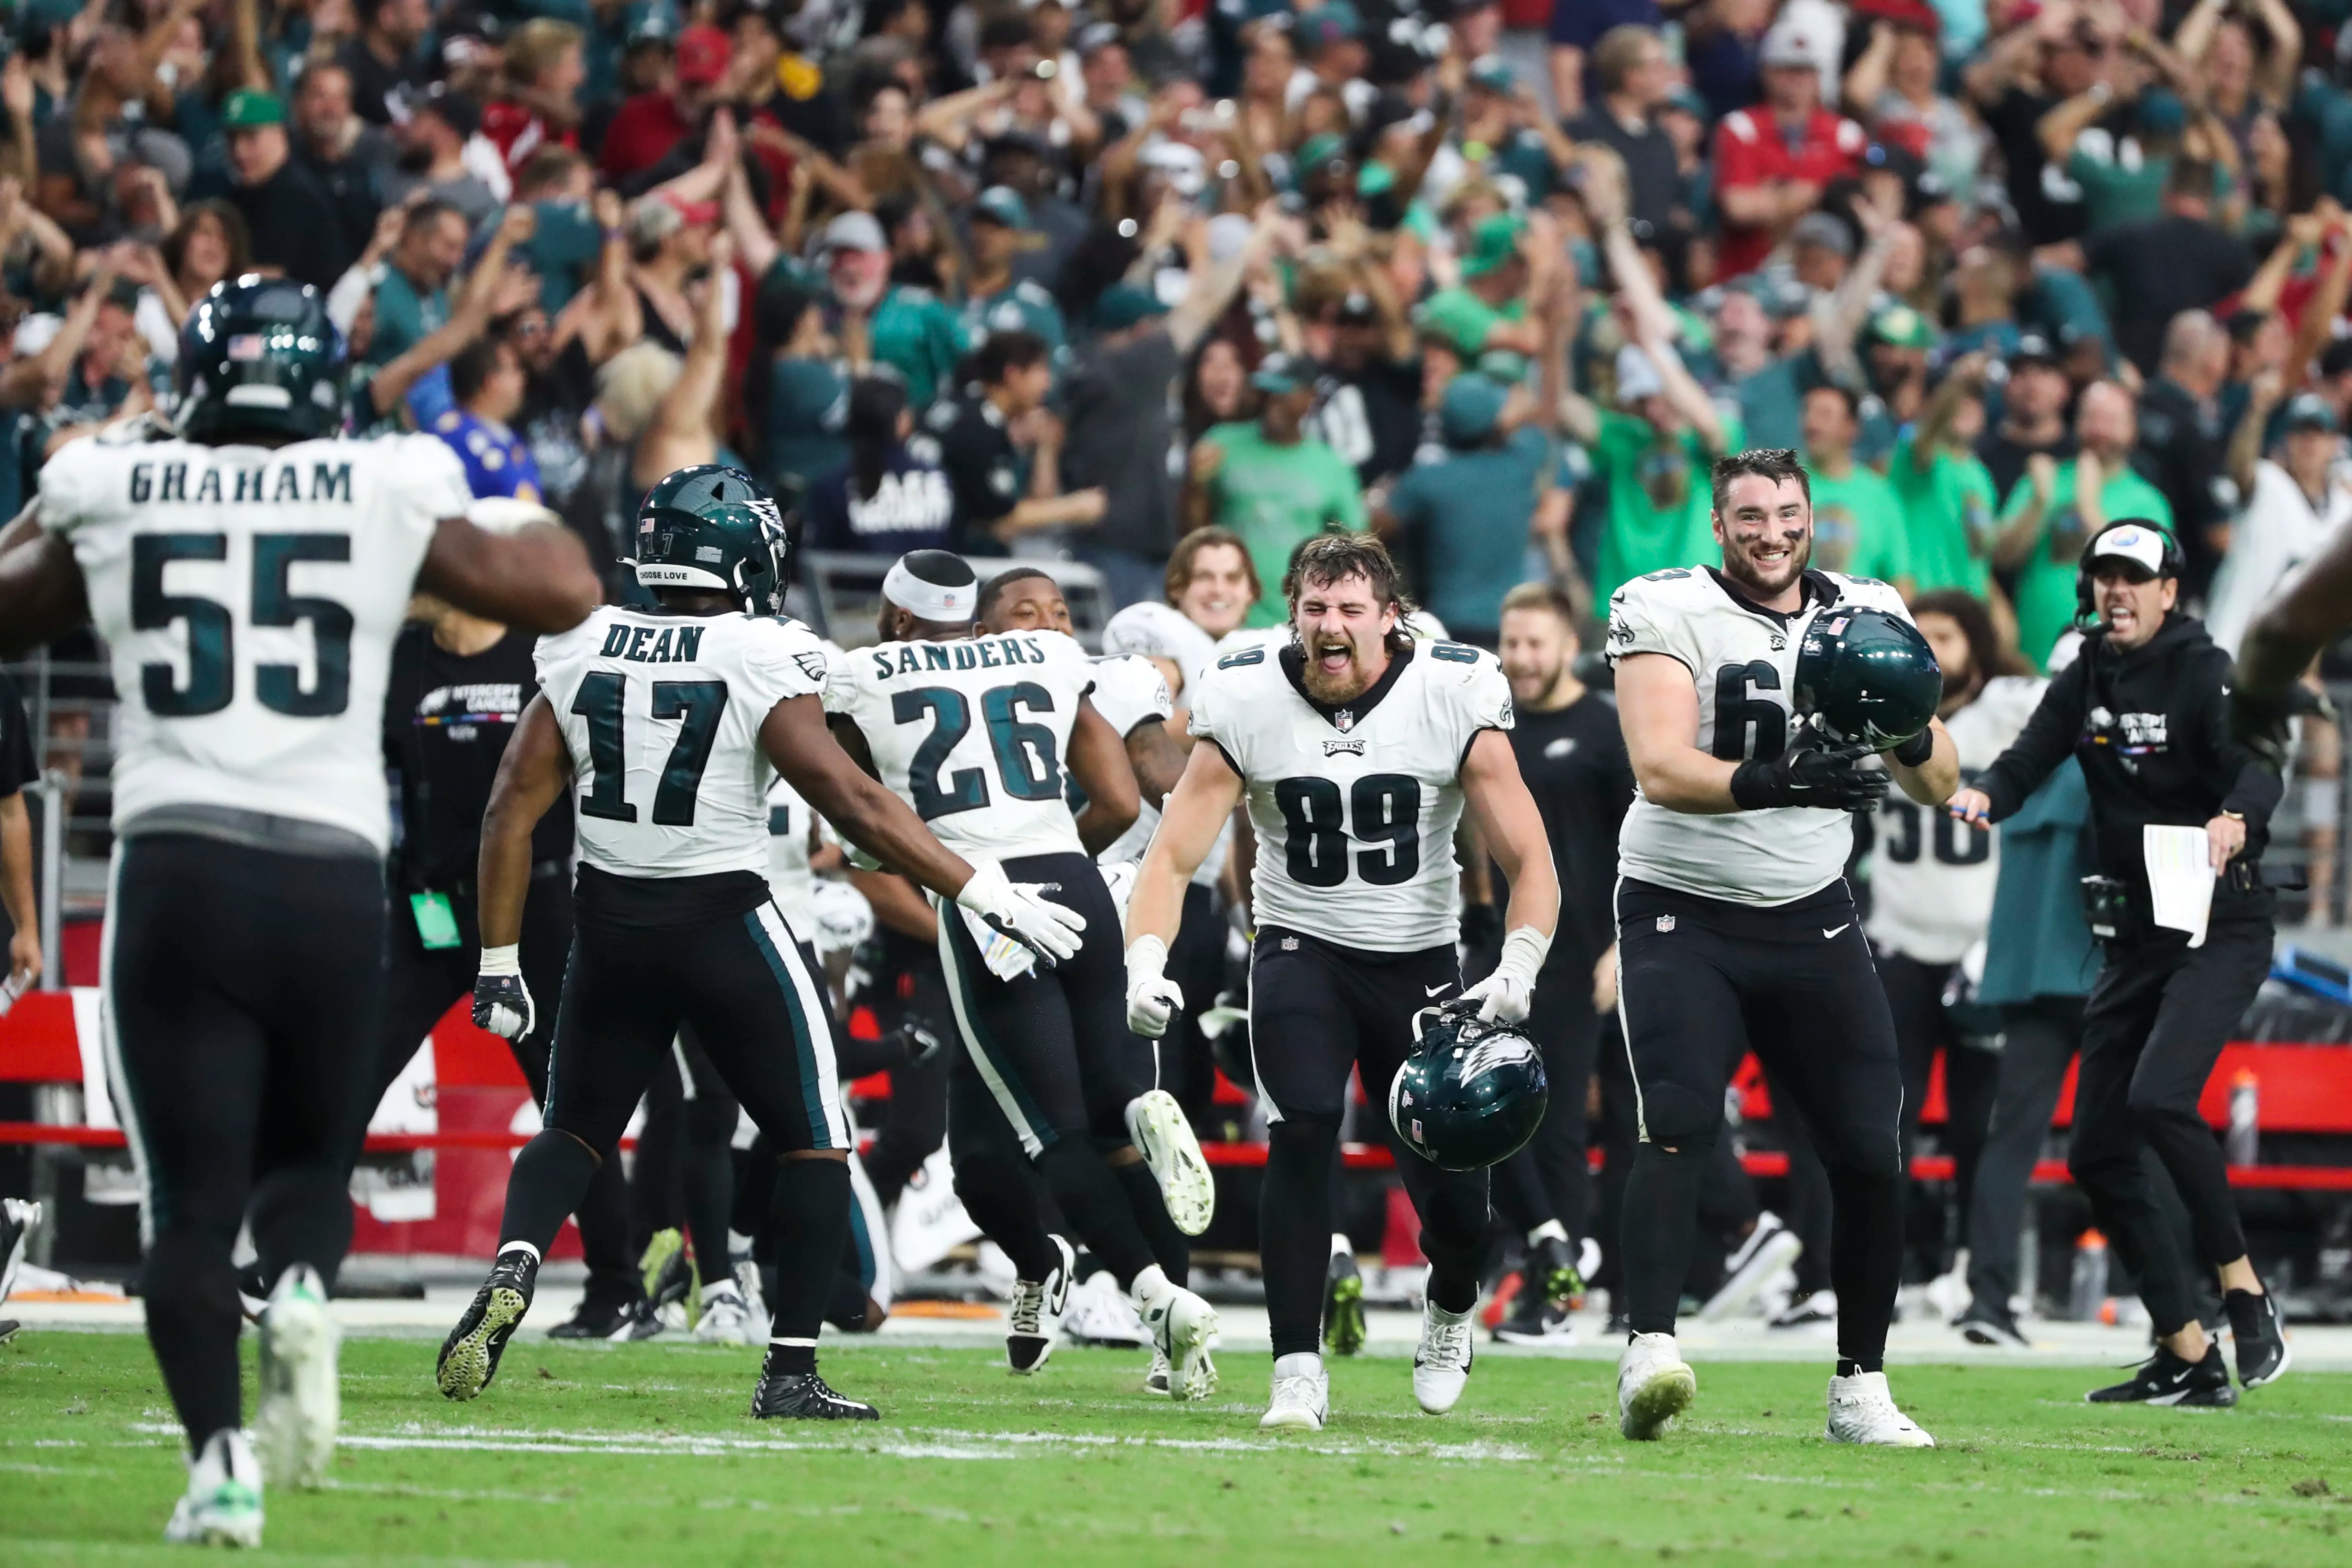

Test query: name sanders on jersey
[865,634,1055,679]
[126,457,358,505]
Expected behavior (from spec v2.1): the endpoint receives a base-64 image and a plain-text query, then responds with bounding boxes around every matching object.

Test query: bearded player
[1607,447,1956,1446]
[1123,533,1560,1430]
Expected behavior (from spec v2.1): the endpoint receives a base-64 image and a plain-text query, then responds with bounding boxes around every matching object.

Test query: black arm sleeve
[1976,654,2090,821]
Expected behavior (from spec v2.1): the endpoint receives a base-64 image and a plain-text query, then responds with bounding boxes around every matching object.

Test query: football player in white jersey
[1124,534,1562,1431]
[436,470,1084,1422]
[824,551,1224,1398]
[0,277,605,1546]
[1606,448,1958,1448]
[1862,592,2042,1285]
[981,567,1203,1392]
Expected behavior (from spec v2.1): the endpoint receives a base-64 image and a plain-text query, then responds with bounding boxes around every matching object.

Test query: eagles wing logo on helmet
[1794,606,1942,750]
[1386,1007,1549,1172]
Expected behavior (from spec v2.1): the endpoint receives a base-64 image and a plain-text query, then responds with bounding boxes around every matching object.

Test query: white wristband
[1497,926,1552,985]
[479,944,521,977]
[1127,935,1169,984]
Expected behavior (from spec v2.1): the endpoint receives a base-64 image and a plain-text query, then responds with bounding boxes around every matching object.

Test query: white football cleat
[1060,1270,1150,1346]
[732,1260,773,1342]
[1260,1362,1330,1430]
[1145,1346,1172,1395]
[0,1198,40,1305]
[692,1281,761,1345]
[1617,1331,1696,1441]
[1007,1235,1076,1375]
[253,1264,337,1490]
[1412,1300,1474,1414]
[164,1429,264,1547]
[1825,1370,1936,1447]
[1699,1211,1803,1321]
[1125,1090,1216,1236]
[1139,1280,1219,1401]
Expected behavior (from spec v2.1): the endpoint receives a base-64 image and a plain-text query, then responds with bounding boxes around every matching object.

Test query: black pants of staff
[373,868,637,1308]
[1963,996,2082,1319]
[1879,951,2002,1277]
[2068,916,2271,1337]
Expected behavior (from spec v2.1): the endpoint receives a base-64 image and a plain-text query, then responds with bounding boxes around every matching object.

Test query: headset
[2074,517,2186,635]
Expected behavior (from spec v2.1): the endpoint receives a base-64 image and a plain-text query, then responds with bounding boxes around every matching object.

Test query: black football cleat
[2085,1342,2237,1407]
[437,1250,538,1401]
[2226,1289,2291,1389]
[750,1367,878,1421]
[546,1293,662,1341]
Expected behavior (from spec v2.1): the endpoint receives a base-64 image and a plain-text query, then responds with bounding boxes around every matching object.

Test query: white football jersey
[766,773,816,939]
[1091,654,1177,869]
[1608,567,1915,907]
[37,426,471,852]
[536,608,831,880]
[1188,638,1512,951]
[1867,676,2043,964]
[825,628,1095,862]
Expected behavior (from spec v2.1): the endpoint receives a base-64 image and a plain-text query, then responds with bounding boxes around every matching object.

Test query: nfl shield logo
[1656,915,1677,933]
[1334,710,1354,732]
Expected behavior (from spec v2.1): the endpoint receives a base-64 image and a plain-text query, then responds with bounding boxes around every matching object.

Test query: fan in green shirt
[1573,340,1740,605]
[1188,353,1368,628]
[1888,358,2002,599]
[1412,211,1543,358]
[1994,382,2176,668]
[1798,385,1907,584]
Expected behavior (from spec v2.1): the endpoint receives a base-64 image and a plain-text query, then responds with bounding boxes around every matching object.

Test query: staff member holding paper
[1950,522,2291,1407]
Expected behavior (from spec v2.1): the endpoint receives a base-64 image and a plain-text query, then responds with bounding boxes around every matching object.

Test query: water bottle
[2225,1070,2260,1167]
[2069,1229,2109,1322]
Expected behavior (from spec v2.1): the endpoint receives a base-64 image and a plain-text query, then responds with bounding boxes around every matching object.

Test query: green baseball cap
[1460,212,1526,279]
[1440,372,1509,445]
[1871,304,1936,350]
[222,89,286,130]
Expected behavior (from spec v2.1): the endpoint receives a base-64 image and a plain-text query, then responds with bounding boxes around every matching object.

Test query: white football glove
[1125,935,1185,1038]
[472,946,535,1041]
[1457,926,1552,1026]
[954,862,1086,966]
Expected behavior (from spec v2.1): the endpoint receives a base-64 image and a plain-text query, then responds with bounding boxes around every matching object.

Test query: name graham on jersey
[867,635,1049,679]
[128,460,354,505]
[597,623,707,663]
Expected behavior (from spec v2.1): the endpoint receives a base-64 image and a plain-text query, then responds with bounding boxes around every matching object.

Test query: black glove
[2229,676,2332,775]
[1730,730,1890,812]
[472,971,535,1042]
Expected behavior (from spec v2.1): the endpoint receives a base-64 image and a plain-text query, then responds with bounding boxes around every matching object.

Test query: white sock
[1527,1219,1568,1247]
[1274,1351,1324,1381]
[1329,1233,1353,1258]
[1129,1264,1171,1307]
[496,1241,542,1266]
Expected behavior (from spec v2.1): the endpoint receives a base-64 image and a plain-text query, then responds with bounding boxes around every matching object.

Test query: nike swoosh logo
[1822,925,1851,939]
[1425,983,1453,996]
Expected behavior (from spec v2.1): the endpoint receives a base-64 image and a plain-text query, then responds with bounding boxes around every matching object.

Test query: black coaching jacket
[1973,613,2281,920]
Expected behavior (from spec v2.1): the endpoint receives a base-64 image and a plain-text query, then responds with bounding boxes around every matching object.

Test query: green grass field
[2,1330,2348,1566]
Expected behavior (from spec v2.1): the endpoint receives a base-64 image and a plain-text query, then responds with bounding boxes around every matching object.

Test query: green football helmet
[176,274,346,442]
[1794,605,1943,750]
[634,465,792,614]
[1388,1006,1549,1173]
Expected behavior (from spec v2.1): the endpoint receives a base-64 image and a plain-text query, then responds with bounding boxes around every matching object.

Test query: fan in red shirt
[480,18,588,183]
[602,23,733,184]
[1711,20,1866,279]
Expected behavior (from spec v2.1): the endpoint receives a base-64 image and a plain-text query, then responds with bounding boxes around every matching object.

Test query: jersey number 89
[1274,773,1420,887]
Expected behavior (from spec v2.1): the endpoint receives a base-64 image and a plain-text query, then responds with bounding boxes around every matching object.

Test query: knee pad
[1634,1081,1720,1148]
[1266,1118,1340,1170]
[1821,1124,1905,1184]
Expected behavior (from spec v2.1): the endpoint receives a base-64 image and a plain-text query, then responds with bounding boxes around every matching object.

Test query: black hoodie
[1974,613,2280,920]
